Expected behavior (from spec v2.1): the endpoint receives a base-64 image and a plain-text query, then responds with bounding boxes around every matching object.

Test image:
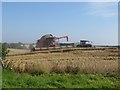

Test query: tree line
[1,42,35,49]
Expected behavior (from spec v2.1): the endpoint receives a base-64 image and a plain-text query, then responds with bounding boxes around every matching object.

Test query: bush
[1,44,9,60]
[0,44,9,67]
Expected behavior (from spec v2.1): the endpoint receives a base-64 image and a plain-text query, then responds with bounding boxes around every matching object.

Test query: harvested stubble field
[4,47,118,75]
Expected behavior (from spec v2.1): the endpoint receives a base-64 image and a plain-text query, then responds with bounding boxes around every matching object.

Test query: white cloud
[85,2,118,17]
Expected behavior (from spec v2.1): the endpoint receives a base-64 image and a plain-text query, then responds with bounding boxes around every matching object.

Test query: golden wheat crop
[4,47,118,75]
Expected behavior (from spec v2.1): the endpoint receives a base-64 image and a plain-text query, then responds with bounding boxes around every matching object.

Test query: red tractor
[77,40,92,47]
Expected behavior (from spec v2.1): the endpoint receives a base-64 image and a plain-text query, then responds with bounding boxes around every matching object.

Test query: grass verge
[2,69,119,88]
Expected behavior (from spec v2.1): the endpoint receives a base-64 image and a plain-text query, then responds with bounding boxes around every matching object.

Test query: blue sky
[2,2,118,45]
[0,2,2,42]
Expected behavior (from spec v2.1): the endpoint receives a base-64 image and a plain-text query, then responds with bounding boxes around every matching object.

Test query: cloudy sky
[2,2,118,45]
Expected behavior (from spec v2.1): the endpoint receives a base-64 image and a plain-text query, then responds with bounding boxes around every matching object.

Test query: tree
[0,44,9,67]
[2,44,9,60]
[0,44,2,57]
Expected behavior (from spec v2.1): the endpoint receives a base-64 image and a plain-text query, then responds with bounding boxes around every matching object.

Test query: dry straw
[4,48,118,75]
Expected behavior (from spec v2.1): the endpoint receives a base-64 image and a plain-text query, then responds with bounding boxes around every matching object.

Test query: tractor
[76,40,92,47]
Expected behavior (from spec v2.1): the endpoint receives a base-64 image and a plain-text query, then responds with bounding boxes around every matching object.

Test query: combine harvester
[32,34,74,52]
[36,34,69,48]
[31,34,94,53]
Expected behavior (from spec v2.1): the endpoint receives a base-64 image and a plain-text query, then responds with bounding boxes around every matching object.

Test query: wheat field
[4,47,118,75]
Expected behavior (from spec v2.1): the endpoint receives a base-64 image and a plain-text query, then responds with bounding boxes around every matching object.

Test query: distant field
[4,47,118,75]
[7,48,30,55]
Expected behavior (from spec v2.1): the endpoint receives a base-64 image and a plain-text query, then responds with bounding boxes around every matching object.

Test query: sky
[1,0,119,2]
[2,2,118,45]
[0,2,2,42]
